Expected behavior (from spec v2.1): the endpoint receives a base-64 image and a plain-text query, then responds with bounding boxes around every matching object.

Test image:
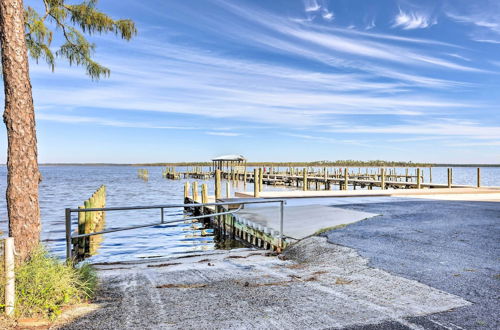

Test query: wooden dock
[176,163,493,254]
[169,166,478,193]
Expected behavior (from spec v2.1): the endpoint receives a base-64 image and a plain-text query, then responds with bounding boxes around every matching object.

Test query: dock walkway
[174,166,474,191]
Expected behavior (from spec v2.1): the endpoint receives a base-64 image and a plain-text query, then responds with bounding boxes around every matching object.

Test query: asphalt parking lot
[325,199,500,330]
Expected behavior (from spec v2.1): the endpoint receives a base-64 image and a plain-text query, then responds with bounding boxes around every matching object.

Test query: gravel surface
[56,236,469,330]
[325,199,500,330]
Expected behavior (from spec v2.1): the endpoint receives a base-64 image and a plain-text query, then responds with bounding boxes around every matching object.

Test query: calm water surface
[0,165,498,262]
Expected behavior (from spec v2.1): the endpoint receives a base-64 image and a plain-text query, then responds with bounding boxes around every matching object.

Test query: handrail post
[65,208,72,262]
[279,200,284,249]
[161,207,164,224]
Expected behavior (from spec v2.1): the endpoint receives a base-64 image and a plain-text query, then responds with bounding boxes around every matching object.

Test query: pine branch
[24,0,136,80]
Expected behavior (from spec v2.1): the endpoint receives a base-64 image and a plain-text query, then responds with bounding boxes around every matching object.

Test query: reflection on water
[0,165,498,263]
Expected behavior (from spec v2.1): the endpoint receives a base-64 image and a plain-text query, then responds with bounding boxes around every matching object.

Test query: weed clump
[1,245,97,320]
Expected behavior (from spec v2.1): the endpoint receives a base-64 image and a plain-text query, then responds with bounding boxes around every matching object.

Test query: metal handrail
[65,199,286,261]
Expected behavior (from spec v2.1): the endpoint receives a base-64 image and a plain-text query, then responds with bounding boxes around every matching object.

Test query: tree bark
[0,0,41,261]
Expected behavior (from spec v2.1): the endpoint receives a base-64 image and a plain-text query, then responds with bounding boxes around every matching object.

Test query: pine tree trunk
[0,0,41,261]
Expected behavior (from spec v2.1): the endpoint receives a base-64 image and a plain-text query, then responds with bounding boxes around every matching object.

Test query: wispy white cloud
[393,9,436,30]
[283,133,365,146]
[446,53,470,61]
[206,131,241,136]
[304,0,320,12]
[474,39,500,44]
[215,1,480,72]
[303,0,334,21]
[446,141,500,147]
[326,119,500,141]
[321,10,334,21]
[37,113,197,130]
[445,2,500,43]
[446,12,500,34]
[365,18,376,30]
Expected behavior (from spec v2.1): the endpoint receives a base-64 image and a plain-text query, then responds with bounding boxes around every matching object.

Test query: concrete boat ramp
[234,203,378,241]
[57,189,500,329]
[60,237,470,330]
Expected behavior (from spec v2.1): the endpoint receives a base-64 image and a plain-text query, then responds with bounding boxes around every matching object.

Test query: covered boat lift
[212,154,247,171]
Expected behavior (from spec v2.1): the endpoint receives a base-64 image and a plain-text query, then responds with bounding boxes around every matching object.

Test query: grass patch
[1,245,97,320]
[314,224,348,235]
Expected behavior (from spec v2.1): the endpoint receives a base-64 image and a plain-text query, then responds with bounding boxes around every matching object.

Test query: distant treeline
[37,160,497,167]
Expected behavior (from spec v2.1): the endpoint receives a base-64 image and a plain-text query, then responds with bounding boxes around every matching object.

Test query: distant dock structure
[212,154,247,171]
[175,160,481,194]
[175,157,497,252]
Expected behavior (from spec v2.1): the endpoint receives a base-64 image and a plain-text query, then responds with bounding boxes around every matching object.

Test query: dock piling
[201,184,208,203]
[192,182,199,202]
[215,169,221,199]
[184,182,190,199]
[259,168,263,192]
[344,168,348,191]
[303,168,308,191]
[253,169,259,198]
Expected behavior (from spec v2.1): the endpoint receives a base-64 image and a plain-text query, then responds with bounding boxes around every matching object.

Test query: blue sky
[2,0,500,163]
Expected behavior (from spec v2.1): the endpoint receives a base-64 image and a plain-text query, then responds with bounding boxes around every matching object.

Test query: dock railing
[65,199,286,262]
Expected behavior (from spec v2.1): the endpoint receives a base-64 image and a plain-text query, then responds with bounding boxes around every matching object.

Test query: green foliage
[24,0,137,79]
[314,224,347,235]
[0,246,97,320]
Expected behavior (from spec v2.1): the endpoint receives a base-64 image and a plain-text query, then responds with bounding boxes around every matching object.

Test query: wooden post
[258,168,263,192]
[477,168,481,188]
[344,168,348,191]
[253,169,259,198]
[192,181,199,202]
[89,195,97,254]
[416,168,421,189]
[184,182,190,199]
[77,205,86,257]
[215,169,221,199]
[303,167,308,191]
[226,181,231,198]
[381,168,385,190]
[429,167,432,183]
[201,184,208,203]
[4,237,15,317]
[83,199,91,253]
[447,168,452,188]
